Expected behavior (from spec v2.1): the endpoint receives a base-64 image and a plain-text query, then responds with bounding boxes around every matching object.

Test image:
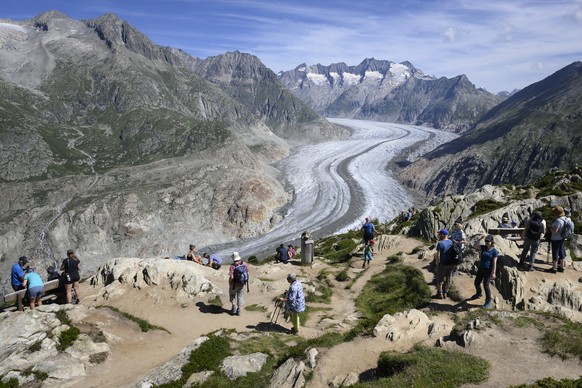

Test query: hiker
[550,206,568,273]
[23,267,44,310]
[278,273,305,334]
[186,244,202,264]
[361,217,375,245]
[60,249,81,304]
[562,208,575,260]
[451,218,466,250]
[287,244,296,261]
[228,252,249,316]
[11,256,29,291]
[434,229,455,299]
[470,234,498,308]
[275,244,289,264]
[203,252,222,270]
[362,239,374,268]
[519,210,546,271]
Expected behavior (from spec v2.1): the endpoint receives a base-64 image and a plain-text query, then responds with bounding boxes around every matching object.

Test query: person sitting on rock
[275,244,289,264]
[287,244,296,261]
[186,244,203,264]
[203,252,222,270]
[498,215,513,229]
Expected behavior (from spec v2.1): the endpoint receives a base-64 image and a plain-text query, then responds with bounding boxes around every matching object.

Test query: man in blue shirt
[11,256,29,291]
[434,229,454,299]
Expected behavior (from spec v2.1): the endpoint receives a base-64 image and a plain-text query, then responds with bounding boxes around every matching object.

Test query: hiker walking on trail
[363,239,375,268]
[60,249,81,304]
[279,273,305,334]
[23,267,44,310]
[550,206,568,273]
[470,234,498,308]
[519,211,546,271]
[361,217,375,246]
[228,252,249,316]
[434,229,455,299]
[11,256,29,291]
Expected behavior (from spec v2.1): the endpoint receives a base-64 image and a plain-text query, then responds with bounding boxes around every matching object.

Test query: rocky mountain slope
[278,59,504,132]
[399,61,582,195]
[0,11,349,281]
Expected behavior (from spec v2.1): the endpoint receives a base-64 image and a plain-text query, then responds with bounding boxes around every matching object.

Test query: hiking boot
[558,267,565,273]
[527,265,535,272]
[442,292,448,299]
[549,268,557,274]
[231,306,236,315]
[433,292,444,299]
[236,308,241,316]
[468,293,482,301]
[483,301,492,309]
[290,327,298,335]
[362,262,366,268]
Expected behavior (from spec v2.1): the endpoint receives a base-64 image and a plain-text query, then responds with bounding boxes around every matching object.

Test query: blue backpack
[233,264,248,285]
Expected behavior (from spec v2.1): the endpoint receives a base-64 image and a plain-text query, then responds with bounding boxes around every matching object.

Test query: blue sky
[2,0,582,93]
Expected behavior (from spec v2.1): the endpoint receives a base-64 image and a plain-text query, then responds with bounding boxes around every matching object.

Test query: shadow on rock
[195,302,229,315]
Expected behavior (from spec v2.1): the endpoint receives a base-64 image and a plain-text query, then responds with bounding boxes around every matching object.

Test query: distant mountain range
[278,59,505,132]
[399,61,582,195]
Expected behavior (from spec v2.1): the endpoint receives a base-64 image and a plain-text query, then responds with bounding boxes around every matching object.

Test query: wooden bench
[2,279,64,311]
[488,228,525,241]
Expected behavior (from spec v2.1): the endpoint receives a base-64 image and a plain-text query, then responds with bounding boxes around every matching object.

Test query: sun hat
[231,252,241,262]
[553,206,565,217]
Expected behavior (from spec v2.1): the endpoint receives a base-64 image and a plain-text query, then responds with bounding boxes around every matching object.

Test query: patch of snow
[306,73,329,86]
[364,70,383,79]
[389,63,410,82]
[0,22,28,33]
[297,66,306,72]
[342,72,361,85]
[329,72,340,79]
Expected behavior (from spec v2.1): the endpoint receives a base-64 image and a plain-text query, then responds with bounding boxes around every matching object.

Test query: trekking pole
[270,299,281,324]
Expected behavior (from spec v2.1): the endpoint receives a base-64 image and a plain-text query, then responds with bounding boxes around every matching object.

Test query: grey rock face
[269,357,306,388]
[220,352,268,379]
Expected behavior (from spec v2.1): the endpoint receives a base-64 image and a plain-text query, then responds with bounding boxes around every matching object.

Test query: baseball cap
[438,229,449,236]
[485,234,494,242]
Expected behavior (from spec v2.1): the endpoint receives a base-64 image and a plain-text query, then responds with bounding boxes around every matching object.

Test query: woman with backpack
[550,206,568,273]
[519,210,546,271]
[470,234,498,309]
[60,249,81,304]
[228,252,249,316]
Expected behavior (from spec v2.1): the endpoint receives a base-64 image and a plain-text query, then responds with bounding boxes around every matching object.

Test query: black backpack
[526,219,544,240]
[450,241,464,265]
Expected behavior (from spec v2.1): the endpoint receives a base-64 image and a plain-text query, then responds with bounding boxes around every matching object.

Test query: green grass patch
[158,333,231,387]
[471,199,507,217]
[357,345,489,387]
[356,264,432,325]
[57,326,81,351]
[0,377,18,388]
[99,306,170,333]
[335,268,350,282]
[245,304,268,312]
[541,317,582,360]
[28,339,42,352]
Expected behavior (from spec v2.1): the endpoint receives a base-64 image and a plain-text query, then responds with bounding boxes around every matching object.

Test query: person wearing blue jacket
[279,273,305,334]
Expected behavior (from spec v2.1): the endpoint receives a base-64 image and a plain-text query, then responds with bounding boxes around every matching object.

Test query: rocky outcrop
[269,357,306,388]
[89,258,216,299]
[373,309,450,342]
[0,305,110,386]
[220,352,268,379]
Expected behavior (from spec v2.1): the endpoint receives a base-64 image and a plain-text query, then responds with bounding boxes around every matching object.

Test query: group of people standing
[434,205,576,309]
[10,249,81,309]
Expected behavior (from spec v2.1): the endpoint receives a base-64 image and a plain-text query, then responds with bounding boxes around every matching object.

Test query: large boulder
[89,258,216,298]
